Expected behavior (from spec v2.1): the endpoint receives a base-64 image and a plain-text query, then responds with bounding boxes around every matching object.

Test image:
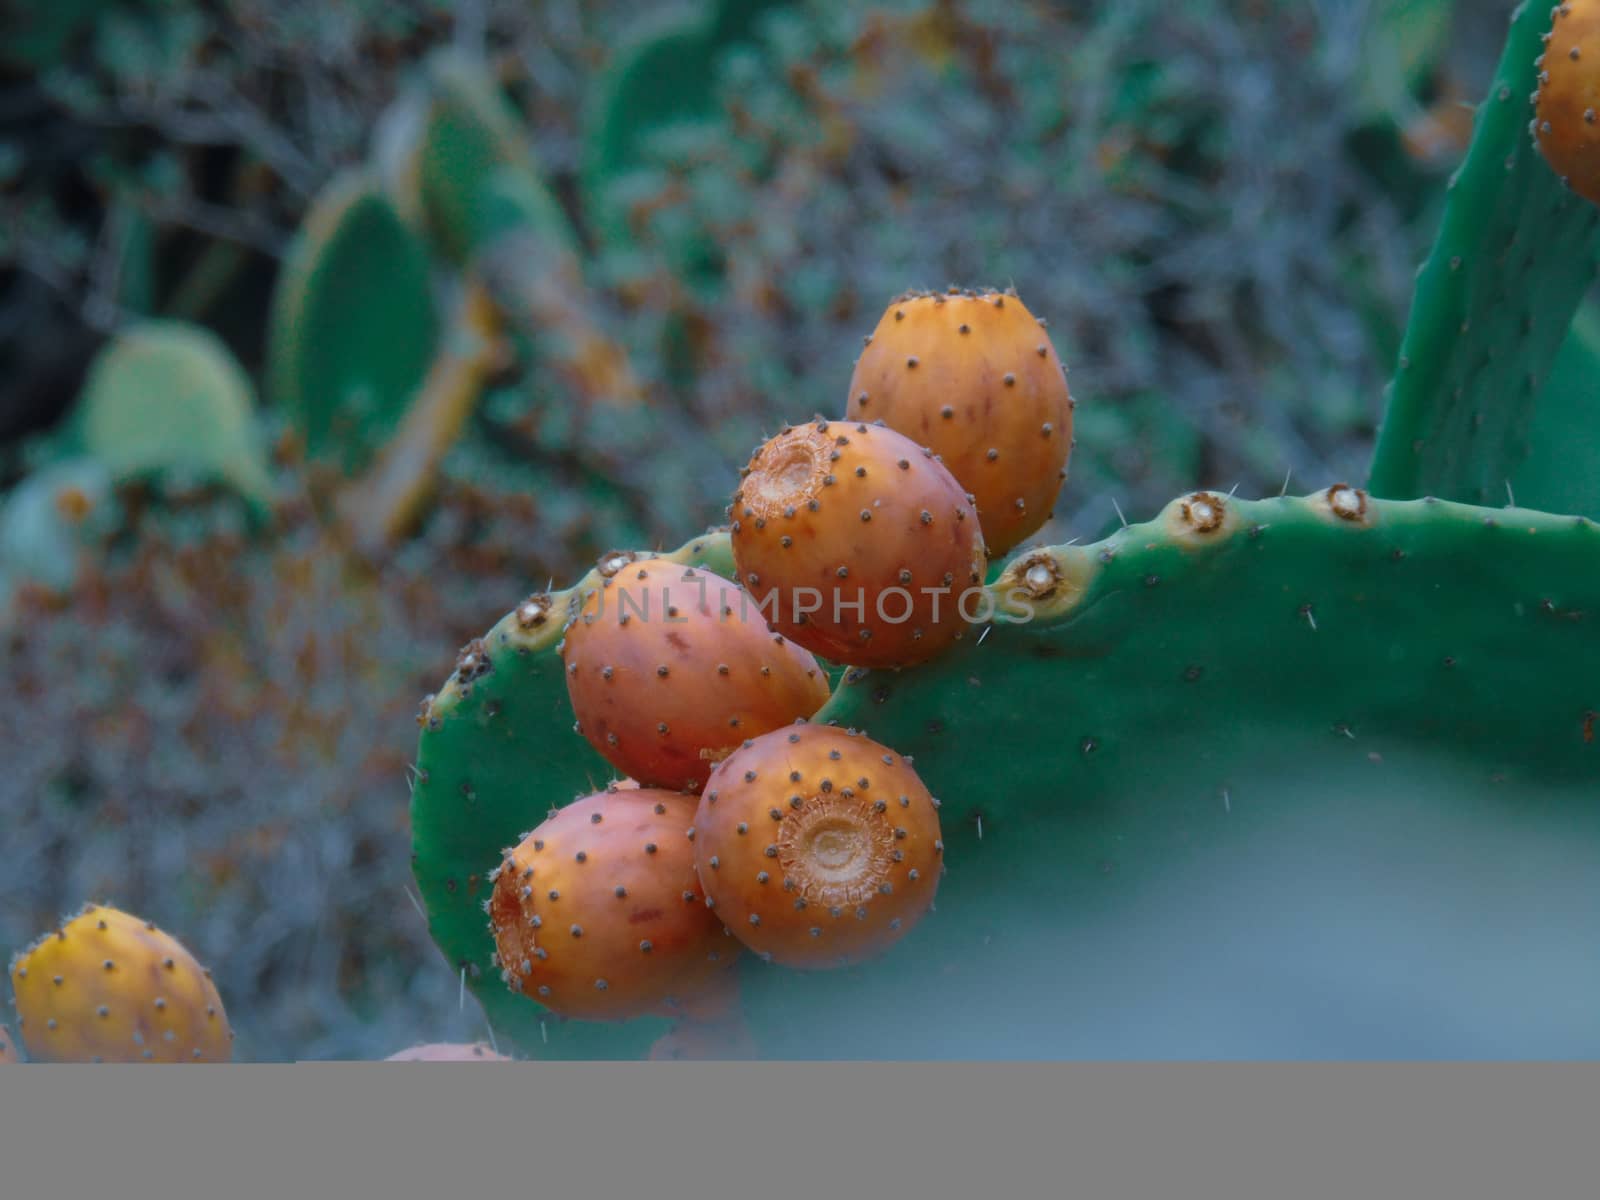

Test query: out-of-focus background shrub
[0,0,1511,1059]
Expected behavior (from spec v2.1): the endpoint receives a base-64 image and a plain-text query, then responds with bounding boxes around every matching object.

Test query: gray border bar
[4,1064,1600,1197]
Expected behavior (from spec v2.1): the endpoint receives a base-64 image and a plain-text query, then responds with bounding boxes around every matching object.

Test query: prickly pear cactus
[75,321,271,507]
[9,904,233,1062]
[1368,0,1600,507]
[413,488,1600,1057]
[412,6,1600,1058]
[266,171,439,471]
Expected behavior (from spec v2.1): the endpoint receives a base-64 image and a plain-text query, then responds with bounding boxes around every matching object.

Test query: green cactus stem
[1367,0,1600,506]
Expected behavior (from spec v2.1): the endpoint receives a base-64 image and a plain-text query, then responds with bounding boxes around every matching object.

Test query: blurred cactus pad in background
[3,0,1598,1060]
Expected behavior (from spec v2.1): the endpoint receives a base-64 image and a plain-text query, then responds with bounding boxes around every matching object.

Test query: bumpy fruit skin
[488,787,740,1020]
[730,421,987,669]
[845,288,1073,555]
[563,559,830,791]
[693,724,944,968]
[9,904,232,1062]
[1534,1,1600,205]
[385,1041,511,1061]
[0,1023,17,1063]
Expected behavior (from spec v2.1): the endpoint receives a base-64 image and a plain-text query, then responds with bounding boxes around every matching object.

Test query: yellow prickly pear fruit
[9,904,233,1062]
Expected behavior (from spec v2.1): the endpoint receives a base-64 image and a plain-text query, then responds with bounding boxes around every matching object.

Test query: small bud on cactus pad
[562,559,831,791]
[385,1041,511,1061]
[730,422,987,668]
[1534,1,1600,205]
[845,288,1074,555]
[693,724,943,968]
[0,1024,17,1063]
[488,788,740,1021]
[8,903,232,1062]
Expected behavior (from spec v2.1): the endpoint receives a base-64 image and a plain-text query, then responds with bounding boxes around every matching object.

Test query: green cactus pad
[1510,296,1600,519]
[581,7,719,248]
[266,171,438,470]
[414,490,1600,1057]
[411,536,736,1061]
[1368,0,1600,506]
[416,52,574,264]
[75,320,271,506]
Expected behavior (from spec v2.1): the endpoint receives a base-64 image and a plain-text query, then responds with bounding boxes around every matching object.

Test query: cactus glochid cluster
[8,904,232,1063]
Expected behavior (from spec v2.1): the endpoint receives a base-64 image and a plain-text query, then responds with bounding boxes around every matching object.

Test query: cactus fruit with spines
[9,904,232,1063]
[412,535,738,1060]
[410,5,1600,1058]
[693,724,944,968]
[730,421,987,669]
[487,788,740,1021]
[0,1023,16,1063]
[561,558,831,791]
[846,288,1075,556]
[1533,1,1600,206]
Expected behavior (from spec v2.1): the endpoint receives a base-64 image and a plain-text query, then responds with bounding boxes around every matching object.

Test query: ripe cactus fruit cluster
[487,786,740,1021]
[692,724,943,967]
[1533,1,1600,205]
[561,556,831,790]
[846,287,1075,555]
[8,904,232,1063]
[730,420,987,668]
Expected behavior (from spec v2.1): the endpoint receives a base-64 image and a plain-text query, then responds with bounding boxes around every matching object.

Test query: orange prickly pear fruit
[1533,1,1600,204]
[730,420,987,669]
[488,788,740,1021]
[693,724,944,968]
[0,1023,17,1063]
[9,903,233,1062]
[562,558,831,792]
[845,287,1074,555]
